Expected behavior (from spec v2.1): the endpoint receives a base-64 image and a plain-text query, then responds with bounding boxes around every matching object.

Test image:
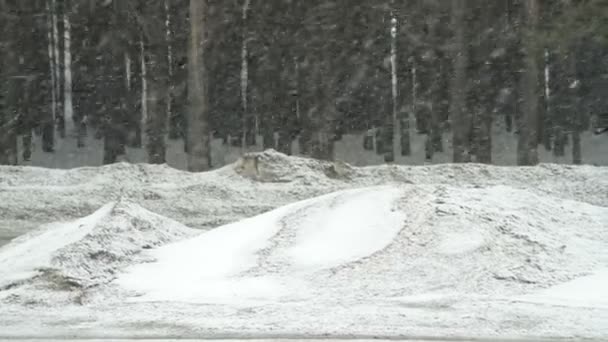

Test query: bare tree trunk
[240,0,255,148]
[517,0,540,166]
[63,3,74,136]
[51,0,64,138]
[309,59,335,161]
[572,128,581,164]
[311,127,334,161]
[100,2,129,165]
[400,62,413,156]
[144,1,169,164]
[568,48,582,165]
[385,6,398,163]
[0,79,19,165]
[541,49,552,151]
[260,88,275,150]
[43,0,56,152]
[186,0,211,171]
[0,1,19,165]
[451,0,470,163]
[22,130,32,162]
[139,36,147,148]
[126,48,143,148]
[124,6,144,150]
[165,0,180,140]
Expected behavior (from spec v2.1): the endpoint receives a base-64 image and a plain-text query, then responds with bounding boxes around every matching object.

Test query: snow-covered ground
[0,150,607,339]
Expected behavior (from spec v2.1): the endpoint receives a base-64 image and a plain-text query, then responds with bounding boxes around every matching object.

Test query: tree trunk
[0,1,17,164]
[63,3,74,136]
[541,49,552,151]
[517,0,540,166]
[51,0,64,138]
[43,0,56,152]
[400,62,413,156]
[311,127,334,161]
[426,53,448,161]
[260,90,275,150]
[99,3,129,165]
[568,47,582,165]
[384,6,398,163]
[186,0,211,171]
[240,0,256,147]
[572,128,581,165]
[71,2,94,148]
[144,1,170,164]
[126,48,143,148]
[309,60,335,161]
[450,0,470,163]
[22,130,32,162]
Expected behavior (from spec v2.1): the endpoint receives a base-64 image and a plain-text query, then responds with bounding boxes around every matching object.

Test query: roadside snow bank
[0,202,197,305]
[116,186,405,304]
[116,184,608,307]
[2,150,606,248]
[0,203,114,289]
[0,153,607,338]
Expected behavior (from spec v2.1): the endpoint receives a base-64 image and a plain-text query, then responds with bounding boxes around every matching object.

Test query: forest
[0,0,607,171]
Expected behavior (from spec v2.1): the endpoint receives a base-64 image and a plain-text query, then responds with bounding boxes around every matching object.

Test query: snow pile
[1,151,607,248]
[116,186,405,304]
[234,149,354,182]
[0,201,197,305]
[116,184,608,309]
[1,151,608,337]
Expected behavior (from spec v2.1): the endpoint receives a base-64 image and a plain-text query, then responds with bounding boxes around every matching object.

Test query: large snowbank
[0,201,197,305]
[116,184,608,308]
[117,186,406,304]
[1,149,606,246]
[0,150,607,338]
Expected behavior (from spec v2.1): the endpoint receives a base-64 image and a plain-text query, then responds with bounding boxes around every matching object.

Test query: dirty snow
[0,201,197,305]
[0,203,114,289]
[0,150,607,339]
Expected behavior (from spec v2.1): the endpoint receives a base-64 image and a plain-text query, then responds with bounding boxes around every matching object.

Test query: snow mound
[117,186,405,304]
[234,149,354,182]
[2,151,607,251]
[117,184,608,307]
[0,202,198,304]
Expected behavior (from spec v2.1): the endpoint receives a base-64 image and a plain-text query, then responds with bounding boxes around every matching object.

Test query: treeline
[0,0,607,169]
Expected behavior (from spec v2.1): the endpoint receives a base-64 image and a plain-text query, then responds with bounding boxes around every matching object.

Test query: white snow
[437,231,485,255]
[521,269,608,309]
[0,201,197,305]
[0,151,608,339]
[113,182,608,322]
[117,186,406,304]
[0,203,114,289]
[287,187,404,270]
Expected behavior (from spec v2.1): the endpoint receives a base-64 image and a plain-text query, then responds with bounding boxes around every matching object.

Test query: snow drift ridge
[117,184,608,307]
[0,201,197,304]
